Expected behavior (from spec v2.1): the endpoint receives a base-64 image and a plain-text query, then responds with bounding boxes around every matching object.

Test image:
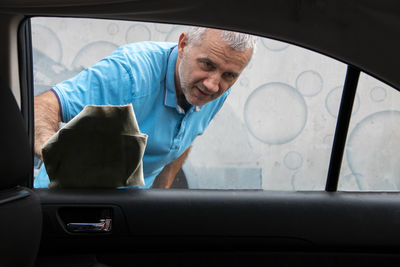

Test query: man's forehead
[185,28,252,71]
[199,42,251,69]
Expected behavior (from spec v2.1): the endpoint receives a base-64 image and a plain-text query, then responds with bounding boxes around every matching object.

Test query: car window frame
[22,16,397,193]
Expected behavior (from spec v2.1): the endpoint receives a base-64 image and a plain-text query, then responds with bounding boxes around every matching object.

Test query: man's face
[175,29,252,107]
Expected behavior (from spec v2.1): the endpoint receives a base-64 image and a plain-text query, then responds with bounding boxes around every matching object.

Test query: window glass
[32,17,347,190]
[32,18,191,96]
[339,73,400,191]
[185,39,347,190]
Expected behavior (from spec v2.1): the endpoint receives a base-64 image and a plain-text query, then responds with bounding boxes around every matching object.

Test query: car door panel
[2,1,400,266]
[37,189,400,249]
[36,189,400,266]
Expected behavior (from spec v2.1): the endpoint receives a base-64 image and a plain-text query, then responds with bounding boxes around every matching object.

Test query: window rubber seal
[18,17,35,188]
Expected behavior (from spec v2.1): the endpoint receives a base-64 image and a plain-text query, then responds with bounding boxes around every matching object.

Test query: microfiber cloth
[42,104,147,188]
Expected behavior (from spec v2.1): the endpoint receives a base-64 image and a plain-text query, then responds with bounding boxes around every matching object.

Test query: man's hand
[151,146,191,189]
[34,90,61,160]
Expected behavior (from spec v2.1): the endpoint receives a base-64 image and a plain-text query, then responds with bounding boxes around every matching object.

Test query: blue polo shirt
[34,41,230,188]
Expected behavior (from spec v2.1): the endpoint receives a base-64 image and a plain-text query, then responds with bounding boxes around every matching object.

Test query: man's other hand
[151,146,191,189]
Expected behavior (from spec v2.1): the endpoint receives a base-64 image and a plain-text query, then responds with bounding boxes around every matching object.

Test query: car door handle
[66,218,112,233]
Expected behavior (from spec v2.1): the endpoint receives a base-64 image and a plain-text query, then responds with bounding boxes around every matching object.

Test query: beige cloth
[42,104,147,188]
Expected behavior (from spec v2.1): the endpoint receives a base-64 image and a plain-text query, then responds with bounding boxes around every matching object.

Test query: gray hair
[186,27,257,52]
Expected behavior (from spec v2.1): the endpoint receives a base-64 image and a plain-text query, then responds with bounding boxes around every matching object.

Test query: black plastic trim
[326,65,360,192]
[0,187,30,205]
[18,17,35,188]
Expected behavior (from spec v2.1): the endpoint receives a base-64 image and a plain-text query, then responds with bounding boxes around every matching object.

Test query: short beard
[178,56,194,107]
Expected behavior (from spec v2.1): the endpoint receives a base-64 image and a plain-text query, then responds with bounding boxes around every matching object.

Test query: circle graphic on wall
[370,86,387,102]
[283,151,303,170]
[296,70,323,97]
[125,24,151,43]
[107,23,119,35]
[72,41,119,70]
[32,24,63,63]
[244,82,307,145]
[261,38,289,52]
[325,86,360,118]
[31,24,69,95]
[346,110,400,190]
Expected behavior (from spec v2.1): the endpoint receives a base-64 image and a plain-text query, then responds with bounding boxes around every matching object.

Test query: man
[34,27,256,188]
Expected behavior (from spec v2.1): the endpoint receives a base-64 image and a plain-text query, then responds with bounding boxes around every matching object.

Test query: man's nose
[203,74,220,93]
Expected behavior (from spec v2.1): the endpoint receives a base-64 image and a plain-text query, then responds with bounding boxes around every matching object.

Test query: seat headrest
[0,82,31,189]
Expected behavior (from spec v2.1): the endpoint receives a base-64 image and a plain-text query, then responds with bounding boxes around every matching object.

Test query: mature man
[34,27,256,188]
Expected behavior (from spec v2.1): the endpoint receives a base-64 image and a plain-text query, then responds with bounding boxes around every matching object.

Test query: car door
[3,1,400,266]
[0,23,42,265]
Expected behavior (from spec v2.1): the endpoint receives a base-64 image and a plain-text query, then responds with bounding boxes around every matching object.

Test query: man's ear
[177,33,188,59]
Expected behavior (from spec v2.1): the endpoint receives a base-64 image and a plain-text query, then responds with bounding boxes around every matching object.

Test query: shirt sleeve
[53,53,135,123]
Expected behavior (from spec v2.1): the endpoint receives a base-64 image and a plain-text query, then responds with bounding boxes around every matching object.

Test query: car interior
[1,0,400,266]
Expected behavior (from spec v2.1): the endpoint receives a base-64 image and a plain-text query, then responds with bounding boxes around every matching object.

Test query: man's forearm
[34,90,61,159]
[152,146,191,189]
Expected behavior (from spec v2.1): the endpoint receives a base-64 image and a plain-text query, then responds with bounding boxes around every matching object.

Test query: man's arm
[151,146,191,189]
[34,90,61,160]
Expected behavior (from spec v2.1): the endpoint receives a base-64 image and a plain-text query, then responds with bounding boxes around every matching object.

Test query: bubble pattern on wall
[261,38,290,51]
[296,70,323,97]
[326,86,360,118]
[125,25,151,43]
[32,24,63,63]
[244,82,308,145]
[107,23,119,35]
[32,24,72,95]
[346,110,400,190]
[283,151,303,170]
[370,86,387,102]
[72,41,119,70]
[31,19,367,191]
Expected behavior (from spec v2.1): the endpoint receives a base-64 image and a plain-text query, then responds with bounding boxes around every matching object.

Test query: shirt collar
[164,45,201,114]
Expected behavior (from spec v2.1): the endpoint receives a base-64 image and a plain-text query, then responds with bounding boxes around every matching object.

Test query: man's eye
[202,61,213,69]
[224,73,236,80]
